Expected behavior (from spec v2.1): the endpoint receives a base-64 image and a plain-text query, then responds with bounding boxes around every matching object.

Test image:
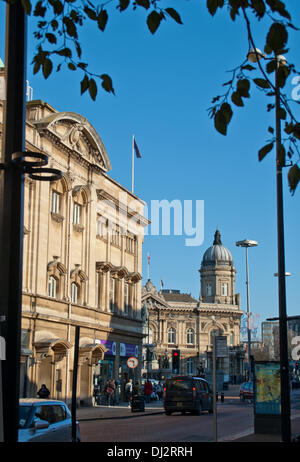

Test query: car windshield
[166,379,192,391]
[19,405,33,429]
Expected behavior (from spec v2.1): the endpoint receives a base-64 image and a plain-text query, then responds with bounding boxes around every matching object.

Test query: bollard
[221,392,224,403]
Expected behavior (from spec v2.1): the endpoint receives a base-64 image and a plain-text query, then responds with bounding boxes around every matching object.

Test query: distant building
[141,230,245,384]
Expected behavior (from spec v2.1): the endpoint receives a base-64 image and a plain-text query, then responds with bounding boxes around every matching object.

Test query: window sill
[51,212,64,224]
[73,223,84,233]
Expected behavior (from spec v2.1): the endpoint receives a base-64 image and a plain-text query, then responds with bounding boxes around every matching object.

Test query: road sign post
[212,335,228,442]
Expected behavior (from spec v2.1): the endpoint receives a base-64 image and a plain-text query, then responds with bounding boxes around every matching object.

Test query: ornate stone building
[141,230,245,383]
[0,94,149,405]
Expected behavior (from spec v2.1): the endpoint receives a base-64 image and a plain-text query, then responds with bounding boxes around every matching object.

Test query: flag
[147,253,150,264]
[134,139,142,158]
[161,280,164,288]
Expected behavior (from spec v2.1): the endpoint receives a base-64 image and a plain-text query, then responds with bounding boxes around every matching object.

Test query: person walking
[105,379,115,407]
[125,379,133,407]
[144,380,152,404]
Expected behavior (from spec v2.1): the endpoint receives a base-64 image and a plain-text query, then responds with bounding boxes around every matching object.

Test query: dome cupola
[202,230,233,267]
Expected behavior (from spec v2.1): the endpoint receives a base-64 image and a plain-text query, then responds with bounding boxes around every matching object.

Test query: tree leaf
[45,33,57,44]
[258,142,274,161]
[237,78,250,97]
[42,58,53,79]
[288,164,300,195]
[147,11,162,34]
[231,91,244,107]
[266,22,288,54]
[80,74,89,95]
[97,9,108,31]
[278,107,286,120]
[250,0,266,19]
[266,59,277,74]
[165,8,183,24]
[214,110,227,136]
[119,0,130,11]
[89,78,98,100]
[207,0,218,16]
[253,78,270,89]
[100,74,115,95]
[220,102,233,124]
[136,0,150,9]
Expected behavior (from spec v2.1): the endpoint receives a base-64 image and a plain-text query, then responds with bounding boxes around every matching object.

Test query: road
[79,390,300,443]
[79,401,254,442]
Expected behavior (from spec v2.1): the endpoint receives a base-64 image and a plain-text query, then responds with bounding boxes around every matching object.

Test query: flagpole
[132,134,134,193]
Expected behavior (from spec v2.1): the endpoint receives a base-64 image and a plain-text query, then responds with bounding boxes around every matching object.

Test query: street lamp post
[247,49,291,442]
[236,239,258,371]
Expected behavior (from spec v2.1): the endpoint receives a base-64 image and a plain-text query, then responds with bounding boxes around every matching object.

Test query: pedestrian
[105,379,115,407]
[144,380,152,403]
[37,384,50,399]
[125,379,133,407]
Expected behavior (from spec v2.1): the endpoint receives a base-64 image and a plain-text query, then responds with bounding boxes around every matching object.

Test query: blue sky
[0,0,299,337]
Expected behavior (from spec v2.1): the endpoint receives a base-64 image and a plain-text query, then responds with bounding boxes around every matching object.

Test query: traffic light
[172,349,180,373]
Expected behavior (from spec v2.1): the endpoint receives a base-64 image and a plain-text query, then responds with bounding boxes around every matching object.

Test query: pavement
[76,386,300,443]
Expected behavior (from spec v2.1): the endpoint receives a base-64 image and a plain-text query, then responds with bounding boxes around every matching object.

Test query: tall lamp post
[247,48,291,442]
[236,239,258,371]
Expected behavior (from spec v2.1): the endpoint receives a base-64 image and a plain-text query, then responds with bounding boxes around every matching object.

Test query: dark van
[163,376,213,415]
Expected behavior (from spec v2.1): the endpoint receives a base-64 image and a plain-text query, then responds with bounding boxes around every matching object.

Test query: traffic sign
[127,356,138,369]
[215,336,227,358]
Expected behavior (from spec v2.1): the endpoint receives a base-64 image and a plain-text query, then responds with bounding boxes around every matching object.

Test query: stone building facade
[141,230,245,383]
[0,95,149,406]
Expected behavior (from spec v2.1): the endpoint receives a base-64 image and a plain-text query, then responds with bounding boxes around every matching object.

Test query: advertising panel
[254,361,281,415]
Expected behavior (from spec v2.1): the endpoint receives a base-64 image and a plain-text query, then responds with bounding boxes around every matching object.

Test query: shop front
[94,340,117,403]
[119,342,139,400]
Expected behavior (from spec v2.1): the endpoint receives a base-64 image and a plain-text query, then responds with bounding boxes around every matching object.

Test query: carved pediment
[34,111,112,172]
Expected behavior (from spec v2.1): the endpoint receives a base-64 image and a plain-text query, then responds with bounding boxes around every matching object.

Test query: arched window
[168,328,176,344]
[186,358,194,375]
[210,327,223,345]
[48,276,57,298]
[71,282,79,303]
[187,328,195,345]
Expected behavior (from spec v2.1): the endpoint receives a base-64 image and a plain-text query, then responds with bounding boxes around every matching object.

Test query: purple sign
[120,343,139,358]
[96,340,116,356]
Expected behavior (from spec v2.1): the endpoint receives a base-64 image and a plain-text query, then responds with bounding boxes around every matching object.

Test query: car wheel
[195,402,203,416]
[165,411,172,416]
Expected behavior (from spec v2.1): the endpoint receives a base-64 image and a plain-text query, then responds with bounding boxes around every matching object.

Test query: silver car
[18,399,81,442]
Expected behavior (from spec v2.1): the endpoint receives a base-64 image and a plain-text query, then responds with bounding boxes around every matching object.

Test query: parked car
[239,382,254,401]
[18,399,81,442]
[163,376,213,415]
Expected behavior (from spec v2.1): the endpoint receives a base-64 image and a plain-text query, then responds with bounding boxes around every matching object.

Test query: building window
[221,283,228,296]
[206,283,212,296]
[109,277,115,313]
[186,358,194,375]
[168,328,176,344]
[124,283,129,315]
[48,276,57,298]
[125,234,135,254]
[111,226,121,247]
[71,282,78,304]
[187,328,195,345]
[97,215,107,238]
[73,203,81,225]
[51,190,60,214]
